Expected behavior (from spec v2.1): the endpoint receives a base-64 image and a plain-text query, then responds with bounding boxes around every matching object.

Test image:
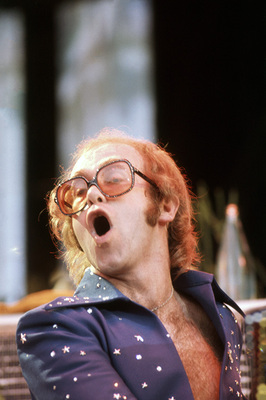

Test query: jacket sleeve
[16,305,137,400]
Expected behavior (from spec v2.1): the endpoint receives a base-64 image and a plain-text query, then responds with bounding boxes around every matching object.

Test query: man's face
[71,143,160,279]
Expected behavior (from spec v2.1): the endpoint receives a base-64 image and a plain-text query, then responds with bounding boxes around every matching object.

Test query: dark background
[153,1,266,295]
[1,0,265,295]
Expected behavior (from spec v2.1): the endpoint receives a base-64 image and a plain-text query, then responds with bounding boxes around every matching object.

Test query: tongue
[94,216,110,236]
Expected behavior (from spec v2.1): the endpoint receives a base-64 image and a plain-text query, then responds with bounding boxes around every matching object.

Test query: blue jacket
[16,269,245,399]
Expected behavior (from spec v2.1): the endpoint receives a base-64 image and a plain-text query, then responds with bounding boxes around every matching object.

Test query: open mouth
[93,215,111,237]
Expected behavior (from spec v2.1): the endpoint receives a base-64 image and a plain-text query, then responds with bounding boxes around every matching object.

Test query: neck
[91,226,174,310]
[92,257,174,311]
[150,285,174,312]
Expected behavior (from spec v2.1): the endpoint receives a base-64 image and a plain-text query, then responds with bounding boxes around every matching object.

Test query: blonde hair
[47,128,200,285]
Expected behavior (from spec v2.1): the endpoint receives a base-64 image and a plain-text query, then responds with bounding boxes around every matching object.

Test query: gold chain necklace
[151,286,174,312]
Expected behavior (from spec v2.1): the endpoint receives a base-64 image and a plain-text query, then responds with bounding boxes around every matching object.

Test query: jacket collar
[44,268,125,310]
[75,268,123,300]
[174,269,244,316]
[45,267,243,316]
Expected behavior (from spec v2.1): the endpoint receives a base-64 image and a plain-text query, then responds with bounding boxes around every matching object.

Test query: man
[17,129,245,399]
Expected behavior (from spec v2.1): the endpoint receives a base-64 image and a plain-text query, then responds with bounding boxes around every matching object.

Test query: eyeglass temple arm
[134,169,158,189]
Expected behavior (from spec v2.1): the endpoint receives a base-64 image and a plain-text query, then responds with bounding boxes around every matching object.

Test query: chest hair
[157,293,224,400]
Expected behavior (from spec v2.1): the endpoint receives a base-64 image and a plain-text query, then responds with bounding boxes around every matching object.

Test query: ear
[158,198,179,226]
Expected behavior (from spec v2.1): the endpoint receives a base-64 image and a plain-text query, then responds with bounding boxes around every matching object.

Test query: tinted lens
[98,161,132,196]
[57,178,88,215]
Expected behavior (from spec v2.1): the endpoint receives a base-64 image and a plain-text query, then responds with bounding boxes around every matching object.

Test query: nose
[86,184,106,206]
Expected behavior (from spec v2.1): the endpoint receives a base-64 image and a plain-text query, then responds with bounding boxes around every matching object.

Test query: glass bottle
[215,204,257,300]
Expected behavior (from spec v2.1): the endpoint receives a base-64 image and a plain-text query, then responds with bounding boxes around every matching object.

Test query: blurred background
[0,0,265,302]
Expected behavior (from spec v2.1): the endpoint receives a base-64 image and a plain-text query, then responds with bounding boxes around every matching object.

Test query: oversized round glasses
[54,159,158,215]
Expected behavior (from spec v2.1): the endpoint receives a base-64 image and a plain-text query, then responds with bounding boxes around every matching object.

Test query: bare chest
[172,319,221,400]
[159,296,223,400]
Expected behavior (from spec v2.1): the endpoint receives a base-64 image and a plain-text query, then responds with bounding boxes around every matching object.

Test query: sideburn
[145,197,161,227]
[66,218,84,252]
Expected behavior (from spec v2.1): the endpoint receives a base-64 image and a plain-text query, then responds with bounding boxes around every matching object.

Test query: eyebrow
[71,169,92,179]
[71,157,123,179]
